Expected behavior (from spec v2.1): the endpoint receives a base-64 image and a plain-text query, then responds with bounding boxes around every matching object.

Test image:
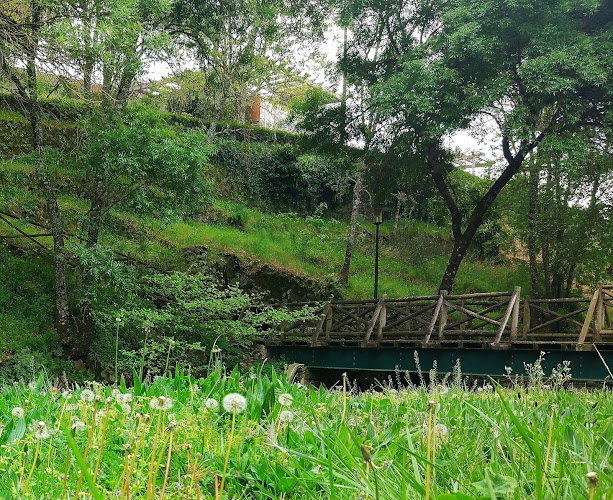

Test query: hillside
[0,110,531,380]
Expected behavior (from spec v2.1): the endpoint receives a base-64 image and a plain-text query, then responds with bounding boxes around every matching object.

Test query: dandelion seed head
[95,409,107,425]
[66,404,78,411]
[62,390,71,399]
[111,388,120,399]
[204,398,219,411]
[158,396,173,411]
[121,403,131,414]
[80,389,95,402]
[436,423,448,437]
[278,393,293,407]
[31,421,50,439]
[222,393,247,414]
[279,410,294,423]
[117,393,132,404]
[72,420,86,432]
[11,407,24,419]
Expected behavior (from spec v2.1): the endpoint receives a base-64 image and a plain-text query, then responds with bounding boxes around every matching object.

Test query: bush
[213,139,344,212]
[90,270,317,379]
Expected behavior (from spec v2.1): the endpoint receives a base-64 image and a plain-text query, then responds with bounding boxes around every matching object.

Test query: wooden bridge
[264,285,613,381]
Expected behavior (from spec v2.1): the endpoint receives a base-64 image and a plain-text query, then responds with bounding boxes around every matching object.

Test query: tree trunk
[26,3,73,343]
[431,136,536,293]
[439,235,472,292]
[527,160,540,298]
[391,191,405,245]
[208,91,224,143]
[339,26,348,144]
[339,167,363,285]
[83,55,94,95]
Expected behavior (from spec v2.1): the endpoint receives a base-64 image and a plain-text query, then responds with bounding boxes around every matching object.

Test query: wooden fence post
[312,302,331,345]
[493,287,520,344]
[377,296,387,343]
[594,282,603,342]
[325,306,333,342]
[363,296,385,346]
[438,290,448,341]
[425,291,446,343]
[510,286,521,341]
[522,297,530,340]
[578,284,601,345]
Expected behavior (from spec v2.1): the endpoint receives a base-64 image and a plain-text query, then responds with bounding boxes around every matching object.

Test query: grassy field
[0,362,611,499]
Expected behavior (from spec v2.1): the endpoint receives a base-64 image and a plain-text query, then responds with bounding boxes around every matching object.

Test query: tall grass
[0,365,610,499]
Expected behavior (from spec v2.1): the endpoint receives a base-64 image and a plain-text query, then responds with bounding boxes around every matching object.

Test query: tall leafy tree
[343,0,613,292]
[67,108,213,358]
[171,0,326,140]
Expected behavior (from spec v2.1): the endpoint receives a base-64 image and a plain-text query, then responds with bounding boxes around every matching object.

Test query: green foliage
[0,248,84,383]
[213,139,347,212]
[91,270,317,378]
[0,92,94,122]
[78,106,214,220]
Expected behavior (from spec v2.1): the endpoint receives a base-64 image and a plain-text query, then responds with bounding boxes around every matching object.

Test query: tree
[507,131,613,298]
[171,0,326,140]
[68,108,213,359]
[57,0,173,107]
[0,0,74,340]
[344,0,613,292]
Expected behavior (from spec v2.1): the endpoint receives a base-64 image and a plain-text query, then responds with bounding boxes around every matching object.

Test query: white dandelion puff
[279,410,294,423]
[436,423,448,438]
[80,389,95,402]
[11,407,24,419]
[204,398,219,411]
[150,396,173,411]
[111,388,120,399]
[121,403,131,414]
[222,393,247,414]
[31,421,50,439]
[72,420,86,432]
[117,393,133,404]
[278,393,293,407]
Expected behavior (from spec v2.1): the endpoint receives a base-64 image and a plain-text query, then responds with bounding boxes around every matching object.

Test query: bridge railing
[269,284,613,349]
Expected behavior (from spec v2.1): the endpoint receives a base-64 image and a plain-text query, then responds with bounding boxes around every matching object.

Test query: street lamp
[372,204,388,299]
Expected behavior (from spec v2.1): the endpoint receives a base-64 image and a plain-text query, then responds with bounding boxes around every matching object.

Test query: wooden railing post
[438,290,448,341]
[425,291,446,343]
[522,297,530,340]
[312,302,331,345]
[377,296,387,343]
[325,306,333,342]
[363,295,385,346]
[594,282,604,342]
[279,320,287,342]
[578,285,601,346]
[510,286,521,341]
[493,287,520,345]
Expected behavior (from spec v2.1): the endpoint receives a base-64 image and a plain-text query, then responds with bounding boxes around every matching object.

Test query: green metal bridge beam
[265,345,613,381]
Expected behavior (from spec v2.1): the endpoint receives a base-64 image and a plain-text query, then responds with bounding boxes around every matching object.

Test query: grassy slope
[1,168,530,300]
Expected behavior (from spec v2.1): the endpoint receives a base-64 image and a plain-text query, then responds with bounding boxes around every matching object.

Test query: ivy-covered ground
[0,363,611,499]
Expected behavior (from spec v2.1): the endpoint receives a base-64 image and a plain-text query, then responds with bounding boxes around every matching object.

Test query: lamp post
[372,205,388,299]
